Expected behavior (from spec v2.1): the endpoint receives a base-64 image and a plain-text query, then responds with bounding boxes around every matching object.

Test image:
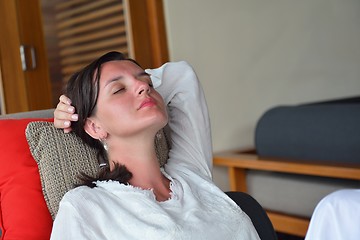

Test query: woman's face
[90,60,168,139]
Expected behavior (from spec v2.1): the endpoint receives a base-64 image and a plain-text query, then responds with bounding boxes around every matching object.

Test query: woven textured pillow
[25,121,170,219]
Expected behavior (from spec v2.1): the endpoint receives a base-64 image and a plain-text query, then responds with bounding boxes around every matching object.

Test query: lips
[138,98,156,110]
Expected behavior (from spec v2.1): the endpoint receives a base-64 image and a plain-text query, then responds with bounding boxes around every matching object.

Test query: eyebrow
[138,71,150,78]
[104,71,150,87]
[105,76,123,87]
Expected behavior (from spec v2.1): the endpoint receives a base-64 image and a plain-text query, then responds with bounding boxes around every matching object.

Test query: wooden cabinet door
[0,0,52,114]
[0,0,168,114]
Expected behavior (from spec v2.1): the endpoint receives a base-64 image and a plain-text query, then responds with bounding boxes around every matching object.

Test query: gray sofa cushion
[255,97,360,164]
[0,109,54,119]
[251,96,360,218]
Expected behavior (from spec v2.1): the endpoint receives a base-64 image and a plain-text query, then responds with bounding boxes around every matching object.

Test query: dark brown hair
[66,51,140,188]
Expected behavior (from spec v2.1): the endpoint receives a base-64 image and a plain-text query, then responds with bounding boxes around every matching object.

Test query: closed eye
[113,88,125,94]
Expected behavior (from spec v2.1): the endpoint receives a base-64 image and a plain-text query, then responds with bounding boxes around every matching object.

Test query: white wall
[163,0,360,190]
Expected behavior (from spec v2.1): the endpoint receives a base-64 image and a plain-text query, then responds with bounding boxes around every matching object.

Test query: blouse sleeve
[145,61,213,179]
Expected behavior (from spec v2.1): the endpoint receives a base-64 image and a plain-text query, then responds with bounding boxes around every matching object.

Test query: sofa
[214,96,360,237]
[0,109,277,240]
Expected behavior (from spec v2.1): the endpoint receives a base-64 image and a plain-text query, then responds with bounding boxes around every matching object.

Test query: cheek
[99,106,135,137]
[97,98,132,126]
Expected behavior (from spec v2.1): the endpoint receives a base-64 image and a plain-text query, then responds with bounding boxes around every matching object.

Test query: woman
[52,51,260,239]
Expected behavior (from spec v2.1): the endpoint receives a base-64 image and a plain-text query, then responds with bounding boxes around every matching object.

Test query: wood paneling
[0,0,52,113]
[16,0,53,111]
[0,0,169,113]
[0,0,29,113]
[126,0,169,68]
[55,0,128,82]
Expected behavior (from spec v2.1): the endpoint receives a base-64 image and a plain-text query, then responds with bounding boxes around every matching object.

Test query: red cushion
[0,202,3,240]
[0,119,53,240]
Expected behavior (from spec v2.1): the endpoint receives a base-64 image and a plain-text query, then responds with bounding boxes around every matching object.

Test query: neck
[107,135,171,201]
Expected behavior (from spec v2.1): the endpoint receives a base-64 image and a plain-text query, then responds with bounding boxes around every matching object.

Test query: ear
[84,117,108,140]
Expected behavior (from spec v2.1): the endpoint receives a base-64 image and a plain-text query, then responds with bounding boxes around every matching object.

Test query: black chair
[226,191,278,240]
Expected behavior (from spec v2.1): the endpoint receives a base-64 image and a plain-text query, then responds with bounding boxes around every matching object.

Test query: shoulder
[61,185,95,202]
[61,181,118,202]
[58,182,124,213]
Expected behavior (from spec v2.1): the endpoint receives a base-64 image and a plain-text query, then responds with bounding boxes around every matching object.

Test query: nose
[137,81,151,95]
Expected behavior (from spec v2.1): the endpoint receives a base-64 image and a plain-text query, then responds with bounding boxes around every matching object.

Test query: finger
[54,106,75,119]
[54,109,78,123]
[54,118,70,129]
[59,95,72,105]
[54,95,77,132]
[63,127,72,134]
[56,101,75,114]
[54,117,77,130]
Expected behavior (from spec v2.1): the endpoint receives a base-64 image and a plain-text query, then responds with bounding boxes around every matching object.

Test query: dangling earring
[99,138,108,168]
[100,138,109,151]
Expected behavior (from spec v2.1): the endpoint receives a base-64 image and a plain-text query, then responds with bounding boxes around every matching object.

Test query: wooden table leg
[228,167,247,192]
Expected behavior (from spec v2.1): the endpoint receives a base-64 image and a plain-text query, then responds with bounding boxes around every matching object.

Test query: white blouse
[305,189,360,240]
[50,61,260,240]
